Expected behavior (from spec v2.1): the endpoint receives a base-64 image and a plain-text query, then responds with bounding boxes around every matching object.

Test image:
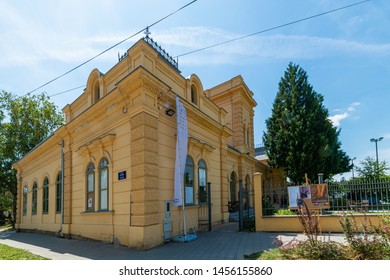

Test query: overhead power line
[44,0,369,99]
[26,0,198,96]
[175,0,370,58]
[48,85,86,97]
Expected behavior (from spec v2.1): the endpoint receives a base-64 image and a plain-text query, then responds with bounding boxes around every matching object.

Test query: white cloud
[350,102,361,107]
[329,102,360,127]
[329,112,349,127]
[2,21,390,68]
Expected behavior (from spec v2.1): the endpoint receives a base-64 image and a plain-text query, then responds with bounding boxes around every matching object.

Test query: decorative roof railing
[117,34,180,72]
[118,51,128,62]
[143,36,180,71]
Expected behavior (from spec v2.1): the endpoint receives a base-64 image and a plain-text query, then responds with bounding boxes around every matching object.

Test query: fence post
[318,173,324,184]
[254,173,263,231]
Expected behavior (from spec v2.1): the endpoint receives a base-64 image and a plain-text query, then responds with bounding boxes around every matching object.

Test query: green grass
[245,249,287,260]
[0,243,49,260]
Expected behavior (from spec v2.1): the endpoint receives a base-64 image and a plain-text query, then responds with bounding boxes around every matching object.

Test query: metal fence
[262,179,390,215]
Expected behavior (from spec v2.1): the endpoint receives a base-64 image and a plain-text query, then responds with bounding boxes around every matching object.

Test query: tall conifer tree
[263,63,351,184]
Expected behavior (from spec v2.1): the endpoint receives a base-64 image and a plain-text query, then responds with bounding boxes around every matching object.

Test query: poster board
[288,184,329,210]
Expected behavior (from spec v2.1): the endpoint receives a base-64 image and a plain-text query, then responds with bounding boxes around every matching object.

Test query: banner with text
[172,96,188,207]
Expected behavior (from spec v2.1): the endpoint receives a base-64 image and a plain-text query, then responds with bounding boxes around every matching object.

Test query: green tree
[0,91,64,227]
[355,156,389,180]
[263,63,351,184]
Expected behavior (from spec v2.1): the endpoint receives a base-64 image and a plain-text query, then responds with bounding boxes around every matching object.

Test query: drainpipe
[59,139,65,236]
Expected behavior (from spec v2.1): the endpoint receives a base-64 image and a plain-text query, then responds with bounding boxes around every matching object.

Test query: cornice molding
[77,133,116,155]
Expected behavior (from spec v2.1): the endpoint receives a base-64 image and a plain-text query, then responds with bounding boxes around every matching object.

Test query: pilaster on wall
[15,170,22,228]
[254,172,263,231]
[220,145,229,218]
[130,112,160,228]
[63,151,72,224]
[232,101,244,149]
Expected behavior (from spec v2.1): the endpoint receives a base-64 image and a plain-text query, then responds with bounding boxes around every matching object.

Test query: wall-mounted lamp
[166,108,175,116]
[164,101,175,116]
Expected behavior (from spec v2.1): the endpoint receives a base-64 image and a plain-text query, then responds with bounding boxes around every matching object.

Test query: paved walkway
[0,223,345,260]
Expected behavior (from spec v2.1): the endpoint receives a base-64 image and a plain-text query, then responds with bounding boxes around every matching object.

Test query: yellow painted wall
[15,134,62,233]
[14,38,258,249]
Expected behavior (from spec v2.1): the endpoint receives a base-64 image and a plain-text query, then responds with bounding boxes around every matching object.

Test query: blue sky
[1,0,389,179]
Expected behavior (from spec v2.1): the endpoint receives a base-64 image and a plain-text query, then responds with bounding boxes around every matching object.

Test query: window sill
[80,210,114,215]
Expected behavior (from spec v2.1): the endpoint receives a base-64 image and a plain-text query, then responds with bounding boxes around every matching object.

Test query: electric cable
[43,0,369,98]
[26,0,198,96]
[175,0,370,58]
[48,85,86,97]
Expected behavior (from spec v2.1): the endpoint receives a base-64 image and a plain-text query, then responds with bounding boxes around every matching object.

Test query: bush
[262,198,275,215]
[255,199,390,260]
[274,209,296,216]
[280,240,348,260]
[339,213,390,260]
[276,201,390,260]
[296,202,320,243]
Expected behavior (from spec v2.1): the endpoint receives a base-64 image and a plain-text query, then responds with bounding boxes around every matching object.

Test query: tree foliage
[355,156,389,180]
[263,63,351,184]
[0,91,64,226]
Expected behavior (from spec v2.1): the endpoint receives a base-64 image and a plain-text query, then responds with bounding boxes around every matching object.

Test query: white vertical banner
[172,96,188,207]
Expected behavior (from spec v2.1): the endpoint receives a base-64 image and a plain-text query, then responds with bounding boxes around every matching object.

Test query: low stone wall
[253,173,386,233]
[257,214,383,233]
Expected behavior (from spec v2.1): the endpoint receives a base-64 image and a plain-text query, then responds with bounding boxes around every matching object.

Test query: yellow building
[13,36,278,249]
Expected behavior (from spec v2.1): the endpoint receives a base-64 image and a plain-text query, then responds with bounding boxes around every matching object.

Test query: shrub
[282,240,348,260]
[296,202,320,243]
[262,197,275,215]
[339,213,390,260]
[267,200,390,260]
[274,209,296,216]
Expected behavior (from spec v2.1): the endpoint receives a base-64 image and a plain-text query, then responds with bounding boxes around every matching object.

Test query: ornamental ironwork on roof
[143,35,180,72]
[118,27,180,73]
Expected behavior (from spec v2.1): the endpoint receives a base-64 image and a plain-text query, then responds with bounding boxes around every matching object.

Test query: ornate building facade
[13,37,279,249]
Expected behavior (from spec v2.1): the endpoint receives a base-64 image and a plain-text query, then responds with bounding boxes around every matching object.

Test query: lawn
[245,249,287,260]
[0,243,48,260]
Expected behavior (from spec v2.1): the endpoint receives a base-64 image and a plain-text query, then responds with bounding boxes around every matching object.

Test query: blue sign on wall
[118,171,127,180]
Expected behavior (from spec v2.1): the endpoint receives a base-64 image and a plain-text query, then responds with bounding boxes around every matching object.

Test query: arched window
[99,158,109,210]
[86,163,95,211]
[245,175,251,190]
[94,81,100,103]
[32,182,38,215]
[184,156,194,205]
[23,186,28,216]
[191,85,198,105]
[198,160,207,204]
[230,172,237,202]
[56,172,62,213]
[42,177,49,214]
